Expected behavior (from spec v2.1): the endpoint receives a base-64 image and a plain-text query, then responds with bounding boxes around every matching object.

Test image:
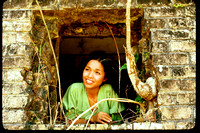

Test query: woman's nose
[88,71,93,78]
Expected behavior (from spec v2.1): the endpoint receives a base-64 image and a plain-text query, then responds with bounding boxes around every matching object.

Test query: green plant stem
[105,22,121,95]
[67,98,145,130]
[35,0,66,125]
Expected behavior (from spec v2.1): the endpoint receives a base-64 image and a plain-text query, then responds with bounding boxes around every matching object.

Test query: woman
[62,53,125,124]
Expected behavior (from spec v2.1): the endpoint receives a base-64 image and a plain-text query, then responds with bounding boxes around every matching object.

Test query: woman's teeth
[86,79,93,84]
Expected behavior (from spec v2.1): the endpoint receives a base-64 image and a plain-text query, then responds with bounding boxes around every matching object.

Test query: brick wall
[2,10,33,129]
[144,5,196,129]
[2,0,196,130]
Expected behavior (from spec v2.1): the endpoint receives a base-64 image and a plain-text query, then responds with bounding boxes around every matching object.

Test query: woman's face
[82,60,107,90]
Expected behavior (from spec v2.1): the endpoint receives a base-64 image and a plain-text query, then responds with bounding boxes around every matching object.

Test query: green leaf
[120,63,127,71]
[134,52,139,63]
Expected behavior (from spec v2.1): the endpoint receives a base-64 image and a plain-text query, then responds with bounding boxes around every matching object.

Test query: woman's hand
[90,111,112,124]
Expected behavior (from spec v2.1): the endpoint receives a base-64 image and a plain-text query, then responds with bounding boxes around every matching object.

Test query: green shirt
[62,82,125,121]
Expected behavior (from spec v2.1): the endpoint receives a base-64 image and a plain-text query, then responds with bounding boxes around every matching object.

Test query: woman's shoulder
[68,82,85,91]
[100,84,114,91]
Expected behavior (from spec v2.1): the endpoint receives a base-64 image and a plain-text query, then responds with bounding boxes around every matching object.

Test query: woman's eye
[96,71,101,75]
[85,68,89,71]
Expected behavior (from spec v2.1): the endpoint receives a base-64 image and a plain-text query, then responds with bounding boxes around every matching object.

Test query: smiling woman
[62,52,125,124]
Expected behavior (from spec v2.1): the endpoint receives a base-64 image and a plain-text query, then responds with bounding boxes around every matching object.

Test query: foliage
[173,4,186,8]
[135,95,145,114]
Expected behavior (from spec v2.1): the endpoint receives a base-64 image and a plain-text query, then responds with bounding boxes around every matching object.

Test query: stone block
[169,40,196,52]
[2,109,26,124]
[3,44,26,56]
[173,106,193,119]
[159,79,196,92]
[144,6,185,18]
[2,95,28,109]
[151,29,190,40]
[3,124,26,130]
[3,10,32,20]
[185,6,196,17]
[176,122,195,129]
[152,54,169,65]
[159,80,180,92]
[3,32,17,44]
[171,66,196,78]
[149,123,163,129]
[137,0,171,5]
[3,56,32,68]
[151,41,168,53]
[151,30,172,40]
[2,82,27,95]
[159,107,174,120]
[177,93,195,105]
[154,66,171,79]
[169,53,189,65]
[179,79,196,91]
[16,33,32,43]
[133,122,151,130]
[145,19,166,29]
[168,17,196,29]
[157,93,176,106]
[172,30,190,39]
[161,122,176,129]
[3,69,24,82]
[190,52,196,64]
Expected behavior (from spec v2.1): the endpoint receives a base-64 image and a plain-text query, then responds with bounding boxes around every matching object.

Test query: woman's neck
[86,87,99,98]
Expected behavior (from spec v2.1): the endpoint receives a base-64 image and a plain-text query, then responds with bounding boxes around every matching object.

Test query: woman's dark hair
[81,51,119,95]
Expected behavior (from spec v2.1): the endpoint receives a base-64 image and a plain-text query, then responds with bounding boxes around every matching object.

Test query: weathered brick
[189,52,196,64]
[159,106,193,120]
[16,33,32,43]
[2,109,26,124]
[157,93,176,106]
[145,19,166,29]
[137,0,171,5]
[3,32,17,44]
[169,53,189,65]
[3,56,31,68]
[168,17,196,29]
[149,123,163,129]
[3,95,28,109]
[3,44,26,56]
[152,54,169,65]
[173,106,193,119]
[177,93,195,105]
[2,82,27,95]
[172,30,190,39]
[169,40,196,52]
[171,66,196,78]
[151,29,190,40]
[144,6,185,18]
[179,79,196,91]
[185,6,196,17]
[151,30,172,40]
[159,80,180,92]
[155,66,171,79]
[3,20,32,32]
[176,122,195,129]
[153,53,190,65]
[161,122,176,129]
[133,122,151,130]
[3,10,32,20]
[159,79,196,93]
[3,69,24,82]
[3,124,26,130]
[159,107,174,120]
[151,41,168,53]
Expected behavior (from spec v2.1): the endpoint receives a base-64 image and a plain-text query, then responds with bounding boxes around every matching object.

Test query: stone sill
[3,122,166,130]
